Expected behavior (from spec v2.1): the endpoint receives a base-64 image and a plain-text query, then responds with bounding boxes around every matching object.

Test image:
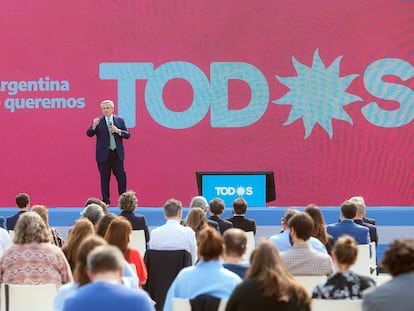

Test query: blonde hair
[14,212,51,244]
[185,207,208,237]
[31,205,49,228]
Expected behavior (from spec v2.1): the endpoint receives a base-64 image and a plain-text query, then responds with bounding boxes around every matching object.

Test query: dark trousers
[97,149,126,204]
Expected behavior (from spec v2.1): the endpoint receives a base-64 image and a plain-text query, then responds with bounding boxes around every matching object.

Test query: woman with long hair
[32,204,65,247]
[185,207,208,238]
[104,216,147,286]
[312,235,375,299]
[0,212,72,287]
[62,218,95,271]
[226,240,311,311]
[163,227,241,311]
[304,204,334,254]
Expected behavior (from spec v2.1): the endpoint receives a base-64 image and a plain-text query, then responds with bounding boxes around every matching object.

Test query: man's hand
[110,124,121,135]
[92,118,100,129]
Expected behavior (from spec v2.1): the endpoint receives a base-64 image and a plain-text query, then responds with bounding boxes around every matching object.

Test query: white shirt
[150,219,197,264]
[0,228,12,258]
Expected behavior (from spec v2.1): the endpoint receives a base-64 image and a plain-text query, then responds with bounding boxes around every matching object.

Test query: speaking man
[87,99,130,205]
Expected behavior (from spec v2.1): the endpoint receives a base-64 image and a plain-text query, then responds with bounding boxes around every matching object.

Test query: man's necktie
[107,119,116,150]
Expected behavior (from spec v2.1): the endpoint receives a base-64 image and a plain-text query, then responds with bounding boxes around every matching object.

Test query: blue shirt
[269,229,328,254]
[62,281,154,311]
[163,260,241,311]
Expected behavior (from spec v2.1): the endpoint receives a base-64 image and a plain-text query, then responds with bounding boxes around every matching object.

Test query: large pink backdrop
[0,1,413,207]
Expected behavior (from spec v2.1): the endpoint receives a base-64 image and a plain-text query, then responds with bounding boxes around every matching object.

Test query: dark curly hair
[382,238,414,277]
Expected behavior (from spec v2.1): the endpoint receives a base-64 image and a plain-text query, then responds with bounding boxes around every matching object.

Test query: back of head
[382,238,414,277]
[15,192,30,209]
[118,190,138,213]
[233,198,247,214]
[185,207,207,235]
[197,227,224,261]
[283,209,300,228]
[304,204,328,243]
[349,197,365,218]
[190,196,209,211]
[81,203,105,225]
[288,212,314,241]
[104,216,132,252]
[75,235,108,286]
[87,244,125,276]
[31,205,49,227]
[65,218,95,250]
[14,211,50,244]
[340,200,357,219]
[209,198,225,215]
[223,228,247,257]
[333,235,358,266]
[163,198,182,218]
[84,197,108,214]
[96,213,117,237]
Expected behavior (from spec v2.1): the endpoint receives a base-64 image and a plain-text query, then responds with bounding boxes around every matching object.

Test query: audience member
[312,235,375,299]
[118,190,150,243]
[96,213,117,237]
[163,227,241,311]
[0,225,11,258]
[188,196,219,231]
[0,216,6,229]
[281,212,334,276]
[304,204,334,254]
[269,209,328,254]
[62,245,154,311]
[209,198,233,234]
[6,192,30,230]
[150,199,197,264]
[350,197,378,247]
[0,212,72,287]
[327,201,370,244]
[104,216,148,286]
[185,207,208,238]
[226,240,311,311]
[80,203,105,227]
[62,218,95,271]
[32,204,65,247]
[362,238,414,311]
[84,197,108,215]
[223,228,249,278]
[225,198,256,235]
[55,235,139,311]
[350,196,376,225]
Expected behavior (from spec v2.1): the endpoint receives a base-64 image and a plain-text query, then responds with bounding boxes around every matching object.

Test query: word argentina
[1,77,85,112]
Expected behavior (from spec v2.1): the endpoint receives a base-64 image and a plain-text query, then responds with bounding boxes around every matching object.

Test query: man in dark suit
[225,198,256,235]
[87,99,130,205]
[6,192,30,230]
[351,197,378,247]
[118,190,150,243]
[208,198,233,235]
[327,200,370,244]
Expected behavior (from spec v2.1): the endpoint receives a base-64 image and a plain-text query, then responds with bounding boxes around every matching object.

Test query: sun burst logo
[273,49,362,138]
[236,186,245,196]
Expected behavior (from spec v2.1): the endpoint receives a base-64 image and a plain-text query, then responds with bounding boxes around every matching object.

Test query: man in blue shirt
[62,245,154,311]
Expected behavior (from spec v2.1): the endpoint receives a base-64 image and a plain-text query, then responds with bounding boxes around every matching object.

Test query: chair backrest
[0,283,57,311]
[129,230,146,256]
[144,249,192,311]
[242,231,256,262]
[172,297,228,311]
[172,298,191,311]
[350,244,372,277]
[311,299,363,311]
[294,275,327,295]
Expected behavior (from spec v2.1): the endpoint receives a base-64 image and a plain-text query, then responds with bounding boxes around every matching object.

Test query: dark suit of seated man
[327,200,370,245]
[208,198,233,235]
[225,198,257,235]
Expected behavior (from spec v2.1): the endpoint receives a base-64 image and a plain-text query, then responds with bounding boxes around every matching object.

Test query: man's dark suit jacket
[6,211,26,230]
[355,219,378,246]
[209,215,233,235]
[225,215,256,235]
[120,211,150,243]
[86,115,130,163]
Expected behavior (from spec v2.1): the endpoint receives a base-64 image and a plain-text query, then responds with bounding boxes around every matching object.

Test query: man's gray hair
[87,245,124,275]
[100,99,114,108]
[190,196,209,211]
[81,203,105,225]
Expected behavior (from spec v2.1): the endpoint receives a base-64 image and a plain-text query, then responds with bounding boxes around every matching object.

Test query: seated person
[312,235,375,299]
[222,228,250,278]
